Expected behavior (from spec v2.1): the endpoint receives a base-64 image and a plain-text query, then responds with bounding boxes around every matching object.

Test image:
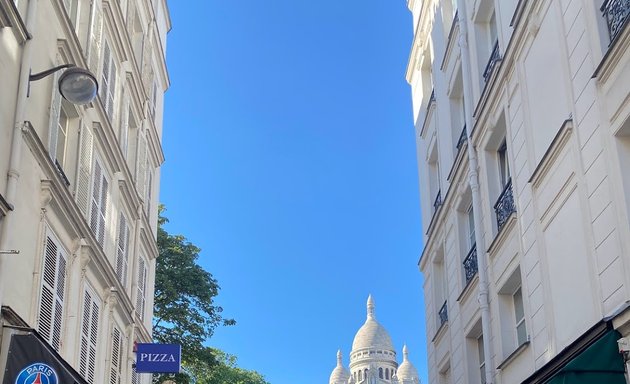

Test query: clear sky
[159,2,426,384]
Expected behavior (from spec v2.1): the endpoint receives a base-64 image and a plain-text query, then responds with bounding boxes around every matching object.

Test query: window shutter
[135,131,147,200]
[107,61,117,122]
[116,213,129,286]
[79,287,100,384]
[48,67,62,159]
[120,92,130,157]
[38,232,67,351]
[75,124,93,219]
[101,42,111,109]
[88,0,103,75]
[90,160,108,247]
[136,257,146,321]
[109,326,123,384]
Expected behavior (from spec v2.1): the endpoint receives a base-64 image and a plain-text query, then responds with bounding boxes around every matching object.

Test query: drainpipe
[456,0,495,382]
[0,0,40,309]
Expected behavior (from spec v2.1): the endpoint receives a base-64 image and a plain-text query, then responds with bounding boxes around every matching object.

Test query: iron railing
[433,189,442,212]
[463,243,478,285]
[483,40,500,83]
[456,124,467,150]
[494,178,515,232]
[438,300,448,326]
[601,0,630,42]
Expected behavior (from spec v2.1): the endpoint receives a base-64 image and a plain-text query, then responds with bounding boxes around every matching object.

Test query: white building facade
[407,0,630,383]
[329,296,421,384]
[0,0,169,383]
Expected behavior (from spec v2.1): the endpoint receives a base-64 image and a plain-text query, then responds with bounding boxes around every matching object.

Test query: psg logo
[14,363,58,384]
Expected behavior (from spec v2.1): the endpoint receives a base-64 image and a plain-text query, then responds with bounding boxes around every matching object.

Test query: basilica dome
[395,345,420,382]
[351,295,395,352]
[329,350,351,384]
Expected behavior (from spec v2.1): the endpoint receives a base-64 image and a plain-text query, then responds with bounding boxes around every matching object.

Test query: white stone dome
[329,350,350,384]
[396,345,419,382]
[351,295,395,352]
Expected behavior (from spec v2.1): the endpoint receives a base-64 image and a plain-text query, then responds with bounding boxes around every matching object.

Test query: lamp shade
[58,67,98,105]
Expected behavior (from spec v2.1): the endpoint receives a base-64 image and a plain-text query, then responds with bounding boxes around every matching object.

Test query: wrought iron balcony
[456,124,467,150]
[483,40,500,83]
[463,243,478,285]
[601,0,630,43]
[438,300,448,326]
[433,189,442,212]
[494,178,515,232]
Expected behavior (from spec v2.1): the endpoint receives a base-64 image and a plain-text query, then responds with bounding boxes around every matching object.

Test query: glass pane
[513,287,524,321]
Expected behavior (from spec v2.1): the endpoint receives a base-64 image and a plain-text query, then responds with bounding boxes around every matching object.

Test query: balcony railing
[438,300,448,326]
[494,178,515,231]
[483,40,500,83]
[601,0,630,43]
[463,243,478,285]
[456,124,467,150]
[433,189,442,212]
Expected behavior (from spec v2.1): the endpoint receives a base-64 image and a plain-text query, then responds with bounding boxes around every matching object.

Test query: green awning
[547,330,626,384]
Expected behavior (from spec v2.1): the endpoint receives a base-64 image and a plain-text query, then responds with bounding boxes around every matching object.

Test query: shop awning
[547,329,626,384]
[1,330,88,384]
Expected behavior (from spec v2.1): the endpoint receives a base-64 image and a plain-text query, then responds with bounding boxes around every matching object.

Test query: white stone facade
[407,0,630,383]
[0,0,169,383]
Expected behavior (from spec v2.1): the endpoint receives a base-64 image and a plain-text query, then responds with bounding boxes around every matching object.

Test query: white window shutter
[38,232,67,351]
[99,176,109,245]
[79,287,100,384]
[48,67,62,160]
[136,257,146,321]
[120,92,130,157]
[135,131,147,200]
[89,161,102,240]
[75,123,93,219]
[88,0,103,76]
[89,160,108,247]
[107,61,117,122]
[101,42,111,108]
[110,326,123,384]
[116,213,129,286]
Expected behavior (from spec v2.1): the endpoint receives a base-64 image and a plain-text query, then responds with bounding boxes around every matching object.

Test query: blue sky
[159,2,426,383]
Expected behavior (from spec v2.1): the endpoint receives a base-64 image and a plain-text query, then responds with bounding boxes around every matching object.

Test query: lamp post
[29,64,99,105]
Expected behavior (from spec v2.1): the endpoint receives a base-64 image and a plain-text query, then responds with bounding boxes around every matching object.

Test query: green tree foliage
[153,206,268,384]
[153,206,234,383]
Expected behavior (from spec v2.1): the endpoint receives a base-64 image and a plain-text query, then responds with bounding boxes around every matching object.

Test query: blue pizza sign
[135,344,181,373]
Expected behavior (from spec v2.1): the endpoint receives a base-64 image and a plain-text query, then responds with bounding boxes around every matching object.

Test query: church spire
[337,349,343,366]
[367,294,375,319]
[403,344,409,361]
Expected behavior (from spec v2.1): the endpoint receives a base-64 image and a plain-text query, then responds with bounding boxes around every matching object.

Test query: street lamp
[29,64,98,105]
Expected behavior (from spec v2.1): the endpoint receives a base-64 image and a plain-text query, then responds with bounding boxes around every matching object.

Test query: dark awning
[1,331,88,384]
[547,329,626,384]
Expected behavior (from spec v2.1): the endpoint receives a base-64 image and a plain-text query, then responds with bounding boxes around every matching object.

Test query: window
[109,325,124,384]
[514,287,527,346]
[38,229,67,351]
[498,140,510,188]
[136,256,147,321]
[100,40,117,123]
[498,267,527,358]
[62,0,79,27]
[90,159,108,247]
[56,109,69,168]
[116,212,130,287]
[79,285,100,384]
[379,367,383,379]
[467,205,475,249]
[478,335,486,384]
[75,124,93,219]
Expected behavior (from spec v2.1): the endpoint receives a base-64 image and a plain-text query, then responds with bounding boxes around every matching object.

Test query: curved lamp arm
[29,64,76,82]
